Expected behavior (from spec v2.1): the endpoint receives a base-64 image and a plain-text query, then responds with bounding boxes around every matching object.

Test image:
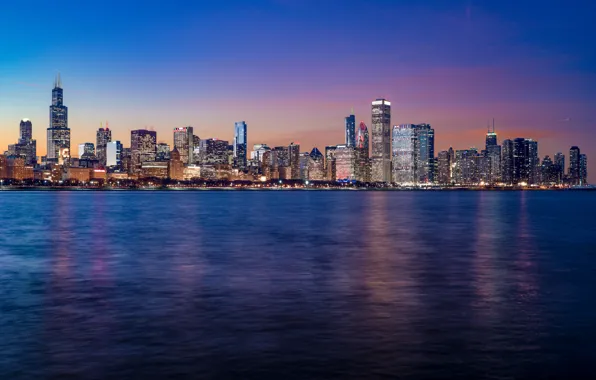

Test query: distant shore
[0,185,593,191]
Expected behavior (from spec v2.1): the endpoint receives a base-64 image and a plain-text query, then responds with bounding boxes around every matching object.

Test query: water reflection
[0,191,594,379]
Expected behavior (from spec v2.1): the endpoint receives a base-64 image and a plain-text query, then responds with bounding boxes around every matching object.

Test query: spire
[54,72,62,88]
[351,107,354,115]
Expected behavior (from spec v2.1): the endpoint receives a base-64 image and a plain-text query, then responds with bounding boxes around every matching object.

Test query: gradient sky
[1,0,595,179]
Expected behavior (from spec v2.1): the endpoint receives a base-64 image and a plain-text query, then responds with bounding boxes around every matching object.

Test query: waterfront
[1,191,595,379]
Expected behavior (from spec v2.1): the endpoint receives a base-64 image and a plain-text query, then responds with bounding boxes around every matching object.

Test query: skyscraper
[355,122,370,182]
[371,99,391,182]
[47,73,70,162]
[580,154,588,185]
[131,129,157,172]
[335,145,357,180]
[485,124,501,183]
[307,148,325,181]
[437,150,452,185]
[234,121,248,170]
[554,152,565,184]
[325,145,337,181]
[502,139,514,184]
[9,119,37,165]
[391,124,416,184]
[96,125,112,166]
[19,119,33,144]
[156,143,171,161]
[289,142,300,179]
[569,146,581,185]
[173,126,193,165]
[106,141,123,169]
[345,113,356,147]
[414,123,435,183]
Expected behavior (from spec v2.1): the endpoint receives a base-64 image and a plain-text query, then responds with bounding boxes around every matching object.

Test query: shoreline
[0,186,593,192]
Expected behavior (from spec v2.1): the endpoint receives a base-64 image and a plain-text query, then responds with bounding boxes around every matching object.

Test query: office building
[106,141,123,169]
[580,154,588,185]
[554,152,565,183]
[569,146,581,185]
[96,125,112,166]
[355,122,370,182]
[391,124,416,184]
[345,113,356,147]
[289,142,300,179]
[200,138,229,165]
[371,99,391,182]
[131,129,157,172]
[233,121,248,170]
[78,143,95,158]
[307,148,325,181]
[325,145,337,181]
[414,123,435,183]
[173,126,193,165]
[437,150,452,185]
[47,74,70,162]
[156,143,171,161]
[7,119,37,166]
[335,145,357,180]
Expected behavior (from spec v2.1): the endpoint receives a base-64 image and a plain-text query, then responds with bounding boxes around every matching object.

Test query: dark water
[1,191,595,379]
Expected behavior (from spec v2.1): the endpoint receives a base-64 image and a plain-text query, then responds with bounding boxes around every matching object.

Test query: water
[1,191,595,379]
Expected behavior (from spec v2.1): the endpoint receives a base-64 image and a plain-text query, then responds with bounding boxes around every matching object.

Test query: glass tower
[345,113,356,147]
[371,99,391,182]
[47,73,70,161]
[233,121,248,170]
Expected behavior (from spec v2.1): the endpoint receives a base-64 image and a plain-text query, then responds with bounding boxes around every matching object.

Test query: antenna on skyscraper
[492,118,495,133]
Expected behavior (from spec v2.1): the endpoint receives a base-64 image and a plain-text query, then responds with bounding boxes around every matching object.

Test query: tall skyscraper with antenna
[485,119,501,183]
[46,73,70,162]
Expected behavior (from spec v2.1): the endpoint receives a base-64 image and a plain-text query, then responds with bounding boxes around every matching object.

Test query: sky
[1,0,595,179]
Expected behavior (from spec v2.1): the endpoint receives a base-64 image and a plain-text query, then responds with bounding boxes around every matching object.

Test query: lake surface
[1,191,595,379]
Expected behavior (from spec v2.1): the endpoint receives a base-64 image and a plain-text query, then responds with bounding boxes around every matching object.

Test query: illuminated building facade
[47,74,70,162]
[371,99,391,182]
[173,126,193,165]
[131,129,157,172]
[233,121,248,170]
[335,145,357,180]
[96,126,112,166]
[391,124,416,184]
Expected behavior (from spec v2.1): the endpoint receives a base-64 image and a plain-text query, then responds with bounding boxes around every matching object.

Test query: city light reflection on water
[1,191,595,379]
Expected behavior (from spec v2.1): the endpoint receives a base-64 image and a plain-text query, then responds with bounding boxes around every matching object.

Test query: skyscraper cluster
[0,76,589,187]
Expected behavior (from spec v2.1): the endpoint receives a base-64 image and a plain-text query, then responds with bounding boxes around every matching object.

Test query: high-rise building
[371,99,391,182]
[173,126,193,165]
[299,152,310,180]
[437,150,452,185]
[580,154,588,186]
[345,113,356,147]
[19,119,33,143]
[96,125,112,167]
[200,138,229,165]
[325,145,337,181]
[335,145,357,180]
[251,144,271,164]
[156,143,171,161]
[540,156,557,185]
[502,139,514,184]
[47,74,70,162]
[131,129,157,172]
[355,122,370,182]
[289,142,300,179]
[78,143,95,158]
[233,121,248,170]
[485,125,501,183]
[106,141,123,169]
[414,123,435,183]
[527,139,539,185]
[391,124,416,184]
[8,119,37,165]
[193,135,201,164]
[554,152,565,184]
[168,147,185,180]
[569,146,581,185]
[307,148,325,181]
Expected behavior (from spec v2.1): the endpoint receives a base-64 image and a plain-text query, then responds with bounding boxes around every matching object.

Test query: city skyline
[1,1,595,181]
